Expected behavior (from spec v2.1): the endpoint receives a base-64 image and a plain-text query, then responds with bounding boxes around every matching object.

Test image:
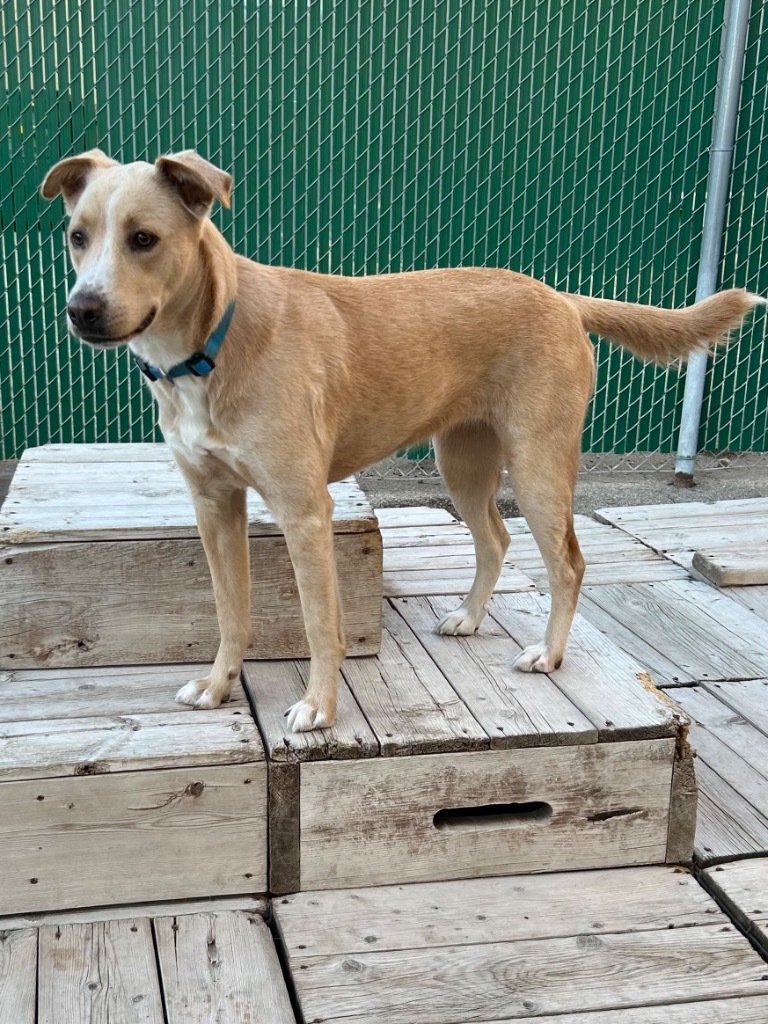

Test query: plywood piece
[0,531,381,667]
[275,865,717,955]
[155,911,295,1023]
[0,666,251,722]
[0,707,262,781]
[0,763,266,914]
[0,927,36,1024]
[693,545,768,586]
[243,659,378,762]
[341,604,488,755]
[488,593,679,740]
[393,596,597,747]
[286,923,768,1024]
[298,740,674,889]
[582,581,768,682]
[37,918,164,1023]
[704,858,768,957]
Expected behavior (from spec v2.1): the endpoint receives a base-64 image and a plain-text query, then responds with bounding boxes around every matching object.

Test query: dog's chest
[161,381,229,467]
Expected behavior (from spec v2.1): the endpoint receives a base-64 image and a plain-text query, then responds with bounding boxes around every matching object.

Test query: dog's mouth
[78,308,157,347]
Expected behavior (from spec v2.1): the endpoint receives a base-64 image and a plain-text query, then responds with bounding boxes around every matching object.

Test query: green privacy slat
[1,0,765,461]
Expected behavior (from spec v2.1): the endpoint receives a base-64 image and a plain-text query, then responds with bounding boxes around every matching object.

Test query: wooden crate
[247,594,697,893]
[0,664,267,915]
[274,865,768,1023]
[0,443,382,668]
[0,901,295,1024]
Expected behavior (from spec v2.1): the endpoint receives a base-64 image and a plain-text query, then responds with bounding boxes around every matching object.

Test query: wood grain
[0,927,36,1024]
[298,740,675,889]
[693,545,768,586]
[704,858,768,957]
[155,911,295,1023]
[37,918,164,1023]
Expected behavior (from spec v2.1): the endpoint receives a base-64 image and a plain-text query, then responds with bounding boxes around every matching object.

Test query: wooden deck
[2,492,768,1020]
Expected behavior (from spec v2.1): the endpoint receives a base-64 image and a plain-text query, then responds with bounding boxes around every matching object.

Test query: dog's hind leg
[433,422,509,635]
[501,426,585,674]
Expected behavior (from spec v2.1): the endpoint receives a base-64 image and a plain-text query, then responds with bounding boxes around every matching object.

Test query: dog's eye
[132,231,158,250]
[70,230,86,248]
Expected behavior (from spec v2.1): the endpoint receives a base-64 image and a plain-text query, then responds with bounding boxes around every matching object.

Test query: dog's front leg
[173,465,251,710]
[276,489,344,732]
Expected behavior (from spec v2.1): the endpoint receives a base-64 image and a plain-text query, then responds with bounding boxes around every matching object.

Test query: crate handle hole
[433,801,553,831]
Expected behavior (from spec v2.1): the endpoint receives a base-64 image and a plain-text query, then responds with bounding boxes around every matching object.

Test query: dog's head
[41,150,232,348]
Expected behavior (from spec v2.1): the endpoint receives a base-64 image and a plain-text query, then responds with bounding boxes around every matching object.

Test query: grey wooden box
[0,444,382,669]
[248,595,697,894]
[0,664,267,915]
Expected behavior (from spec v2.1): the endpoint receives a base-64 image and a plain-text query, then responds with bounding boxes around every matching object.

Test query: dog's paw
[175,678,224,709]
[285,699,334,733]
[513,643,561,674]
[436,604,485,636]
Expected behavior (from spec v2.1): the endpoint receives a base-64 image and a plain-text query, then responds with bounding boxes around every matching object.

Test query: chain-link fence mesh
[2,1,766,470]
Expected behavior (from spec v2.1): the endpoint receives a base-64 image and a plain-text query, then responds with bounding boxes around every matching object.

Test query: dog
[41,149,759,732]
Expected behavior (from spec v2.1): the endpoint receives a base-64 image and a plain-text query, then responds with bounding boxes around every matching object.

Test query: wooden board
[671,683,768,863]
[155,911,295,1023]
[704,858,768,957]
[0,895,267,931]
[298,739,675,889]
[275,866,768,1024]
[375,506,456,529]
[37,918,165,1023]
[0,927,37,1024]
[0,764,266,914]
[582,580,768,683]
[0,530,382,667]
[693,545,768,586]
[1,448,376,540]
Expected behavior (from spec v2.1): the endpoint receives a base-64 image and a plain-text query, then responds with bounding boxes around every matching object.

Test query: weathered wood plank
[0,896,268,932]
[704,678,768,738]
[392,596,597,747]
[693,545,768,587]
[37,918,164,1023]
[0,668,250,722]
[596,497,768,525]
[422,999,768,1024]
[582,581,768,682]
[0,707,262,781]
[704,859,768,957]
[673,686,768,784]
[275,865,717,955]
[694,759,768,864]
[725,584,768,623]
[375,506,456,529]
[665,727,698,865]
[20,443,173,463]
[298,740,674,889]
[341,605,489,755]
[381,523,473,548]
[287,923,768,1024]
[488,593,679,740]
[155,911,295,1023]
[0,764,266,914]
[0,927,36,1024]
[0,531,381,667]
[243,659,378,762]
[383,565,535,597]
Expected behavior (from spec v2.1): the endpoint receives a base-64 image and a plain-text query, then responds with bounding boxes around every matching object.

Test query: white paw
[513,643,561,673]
[285,699,333,733]
[176,679,207,706]
[436,604,485,636]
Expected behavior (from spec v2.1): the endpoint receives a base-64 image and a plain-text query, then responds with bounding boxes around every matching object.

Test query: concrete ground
[360,452,768,518]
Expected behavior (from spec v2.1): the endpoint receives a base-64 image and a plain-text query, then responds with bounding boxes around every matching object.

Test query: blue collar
[132,299,236,384]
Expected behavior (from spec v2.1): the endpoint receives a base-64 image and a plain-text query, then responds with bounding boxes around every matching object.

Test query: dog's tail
[564,289,762,364]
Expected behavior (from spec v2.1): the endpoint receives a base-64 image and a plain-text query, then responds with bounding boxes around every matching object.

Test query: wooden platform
[0,444,382,667]
[274,865,768,1023]
[0,901,295,1023]
[0,666,267,915]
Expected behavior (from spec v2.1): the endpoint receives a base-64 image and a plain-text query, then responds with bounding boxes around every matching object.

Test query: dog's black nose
[67,293,105,332]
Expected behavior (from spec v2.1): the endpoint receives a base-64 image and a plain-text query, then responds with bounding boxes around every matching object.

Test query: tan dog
[42,149,759,732]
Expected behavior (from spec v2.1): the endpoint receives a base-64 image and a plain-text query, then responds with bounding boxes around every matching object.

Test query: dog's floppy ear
[155,151,232,218]
[41,149,117,213]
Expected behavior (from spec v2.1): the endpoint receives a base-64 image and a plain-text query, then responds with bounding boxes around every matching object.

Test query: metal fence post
[674,0,752,486]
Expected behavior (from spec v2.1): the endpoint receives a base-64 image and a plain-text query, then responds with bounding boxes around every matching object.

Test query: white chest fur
[162,379,222,466]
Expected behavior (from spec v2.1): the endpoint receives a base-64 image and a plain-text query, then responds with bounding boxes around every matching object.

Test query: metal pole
[674,0,751,486]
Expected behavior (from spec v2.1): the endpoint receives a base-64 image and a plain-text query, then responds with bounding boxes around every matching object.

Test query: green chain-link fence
[2,0,766,468]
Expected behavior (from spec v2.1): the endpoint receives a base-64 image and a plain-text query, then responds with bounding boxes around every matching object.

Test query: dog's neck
[129,221,237,373]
